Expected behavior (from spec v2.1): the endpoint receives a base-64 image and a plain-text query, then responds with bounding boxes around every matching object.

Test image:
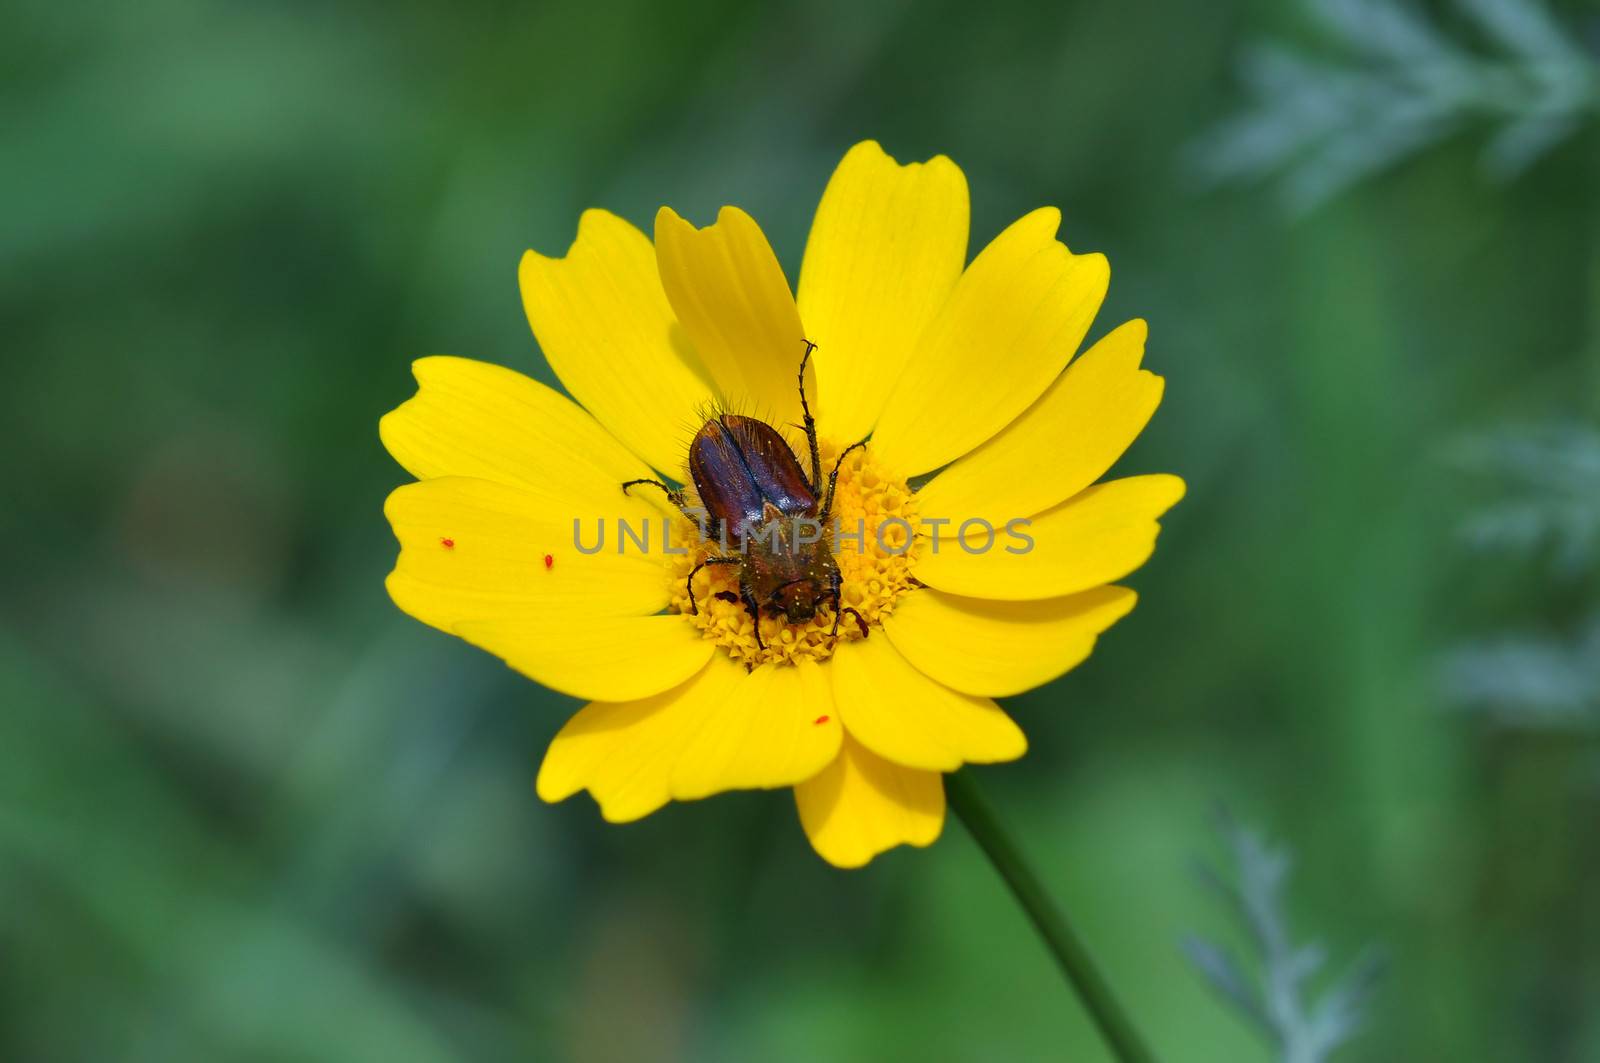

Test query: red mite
[440,537,455,549]
[543,554,554,569]
[813,715,830,726]
[621,341,868,652]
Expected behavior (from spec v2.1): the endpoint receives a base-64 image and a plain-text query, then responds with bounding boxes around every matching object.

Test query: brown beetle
[623,342,867,651]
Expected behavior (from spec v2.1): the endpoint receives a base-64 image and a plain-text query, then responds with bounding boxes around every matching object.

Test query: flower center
[666,439,919,667]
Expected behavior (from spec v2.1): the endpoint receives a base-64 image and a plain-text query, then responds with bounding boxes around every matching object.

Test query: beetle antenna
[684,555,740,615]
[797,339,822,493]
[820,440,867,518]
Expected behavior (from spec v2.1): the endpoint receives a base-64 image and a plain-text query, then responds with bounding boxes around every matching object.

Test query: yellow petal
[881,586,1137,698]
[384,476,669,629]
[670,658,842,800]
[654,205,809,428]
[794,734,944,869]
[829,634,1026,772]
[519,210,717,475]
[455,614,714,702]
[379,356,655,510]
[536,656,841,822]
[912,474,1185,601]
[797,141,969,442]
[870,208,1110,477]
[536,658,742,823]
[916,320,1163,528]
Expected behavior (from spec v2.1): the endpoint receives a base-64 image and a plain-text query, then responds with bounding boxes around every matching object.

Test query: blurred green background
[4,1,1598,1060]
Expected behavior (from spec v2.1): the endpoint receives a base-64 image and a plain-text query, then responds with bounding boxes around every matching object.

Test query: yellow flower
[379,141,1183,868]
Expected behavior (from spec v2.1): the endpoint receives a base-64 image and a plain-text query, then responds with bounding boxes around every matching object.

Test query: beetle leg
[712,591,739,604]
[685,556,741,615]
[826,573,870,640]
[625,479,723,547]
[841,607,869,638]
[797,340,822,494]
[821,440,868,519]
[739,584,766,651]
[622,478,688,508]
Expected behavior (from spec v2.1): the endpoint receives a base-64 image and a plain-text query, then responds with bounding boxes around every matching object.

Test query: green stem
[946,769,1157,1063]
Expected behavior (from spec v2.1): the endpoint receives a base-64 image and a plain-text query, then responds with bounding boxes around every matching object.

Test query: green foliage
[1194,0,1600,211]
[1440,617,1600,726]
[1449,423,1600,576]
[1440,424,1600,727]
[1184,816,1383,1063]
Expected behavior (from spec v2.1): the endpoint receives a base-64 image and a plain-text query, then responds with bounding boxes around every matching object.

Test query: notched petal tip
[376,408,405,460]
[1105,319,1165,398]
[1019,204,1064,240]
[1095,319,1152,373]
[842,138,968,182]
[578,206,625,236]
[379,479,423,524]
[793,737,948,868]
[653,203,690,235]
[406,353,515,388]
[522,208,641,268]
[1075,253,1112,298]
[1009,207,1113,268]
[596,795,667,825]
[1145,370,1167,409]
[380,566,408,610]
[533,757,579,805]
[658,203,770,241]
[1150,472,1187,507]
[411,353,462,374]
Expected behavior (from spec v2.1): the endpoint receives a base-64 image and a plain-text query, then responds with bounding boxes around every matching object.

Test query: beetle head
[772,578,823,624]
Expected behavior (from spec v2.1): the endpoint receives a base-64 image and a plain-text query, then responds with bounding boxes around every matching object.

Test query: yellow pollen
[665,439,919,667]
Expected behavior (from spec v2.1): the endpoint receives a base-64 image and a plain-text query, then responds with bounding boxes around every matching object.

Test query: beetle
[622,341,868,652]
